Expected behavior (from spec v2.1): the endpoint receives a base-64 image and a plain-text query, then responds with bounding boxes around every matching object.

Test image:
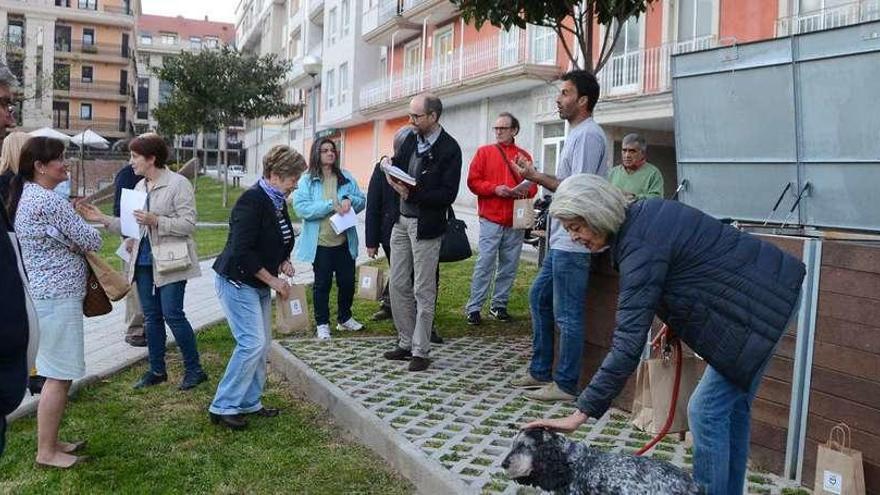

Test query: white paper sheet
[115,240,131,263]
[380,160,416,186]
[329,209,358,235]
[120,188,147,239]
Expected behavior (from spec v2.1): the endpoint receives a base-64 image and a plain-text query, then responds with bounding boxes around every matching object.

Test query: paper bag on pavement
[275,284,311,335]
[814,423,866,495]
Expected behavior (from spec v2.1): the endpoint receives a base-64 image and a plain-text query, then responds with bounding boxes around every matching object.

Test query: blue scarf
[258,178,287,210]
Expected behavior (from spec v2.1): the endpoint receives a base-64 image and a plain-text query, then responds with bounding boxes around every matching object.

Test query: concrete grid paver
[280,335,805,495]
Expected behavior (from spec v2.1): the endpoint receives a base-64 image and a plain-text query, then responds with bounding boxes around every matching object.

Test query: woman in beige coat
[80,133,206,391]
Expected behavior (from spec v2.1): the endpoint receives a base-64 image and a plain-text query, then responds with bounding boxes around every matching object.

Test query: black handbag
[439,207,472,263]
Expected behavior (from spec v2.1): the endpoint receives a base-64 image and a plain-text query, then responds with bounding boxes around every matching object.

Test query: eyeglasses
[408,112,426,121]
[493,126,513,131]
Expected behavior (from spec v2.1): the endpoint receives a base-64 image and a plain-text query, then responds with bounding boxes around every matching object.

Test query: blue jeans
[466,218,526,313]
[135,265,202,376]
[312,244,356,326]
[688,351,777,494]
[528,249,591,395]
[210,275,271,415]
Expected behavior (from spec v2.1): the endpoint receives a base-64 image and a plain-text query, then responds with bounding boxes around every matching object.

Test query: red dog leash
[634,324,683,456]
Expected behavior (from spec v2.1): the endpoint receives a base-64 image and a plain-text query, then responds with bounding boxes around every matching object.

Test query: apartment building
[134,14,240,166]
[0,0,139,140]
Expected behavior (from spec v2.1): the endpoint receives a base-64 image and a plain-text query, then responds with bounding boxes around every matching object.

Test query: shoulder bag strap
[495,144,523,183]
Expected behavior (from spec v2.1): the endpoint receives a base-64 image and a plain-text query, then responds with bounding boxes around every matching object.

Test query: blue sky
[141,0,237,23]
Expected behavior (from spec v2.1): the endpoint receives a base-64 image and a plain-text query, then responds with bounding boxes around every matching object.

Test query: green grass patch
[0,324,411,494]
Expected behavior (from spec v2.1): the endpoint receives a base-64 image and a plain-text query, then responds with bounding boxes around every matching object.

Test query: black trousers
[313,244,356,326]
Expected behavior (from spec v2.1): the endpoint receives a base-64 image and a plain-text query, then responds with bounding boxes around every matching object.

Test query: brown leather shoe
[383,347,412,361]
[408,356,430,372]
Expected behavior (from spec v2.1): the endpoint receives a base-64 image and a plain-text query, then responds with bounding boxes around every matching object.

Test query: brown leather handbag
[83,263,112,317]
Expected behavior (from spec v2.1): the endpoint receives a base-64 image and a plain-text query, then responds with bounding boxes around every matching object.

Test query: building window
[137,77,150,119]
[338,62,349,104]
[529,26,557,64]
[499,28,521,68]
[82,28,95,46]
[341,0,351,37]
[56,0,72,6]
[81,66,94,83]
[78,0,97,10]
[403,41,421,94]
[54,64,71,90]
[80,103,93,120]
[325,68,335,109]
[432,28,454,86]
[160,33,178,45]
[289,32,301,59]
[189,37,202,49]
[328,7,338,45]
[159,80,173,104]
[677,0,714,46]
[140,33,152,45]
[205,37,219,49]
[7,20,24,48]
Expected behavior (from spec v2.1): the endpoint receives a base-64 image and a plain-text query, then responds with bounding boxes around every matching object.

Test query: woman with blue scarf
[209,145,307,430]
[293,138,366,340]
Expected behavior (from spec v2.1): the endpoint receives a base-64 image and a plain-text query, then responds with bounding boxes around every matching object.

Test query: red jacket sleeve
[467,147,497,198]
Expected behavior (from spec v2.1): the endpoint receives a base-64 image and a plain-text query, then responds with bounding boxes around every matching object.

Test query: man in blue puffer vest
[526,174,806,495]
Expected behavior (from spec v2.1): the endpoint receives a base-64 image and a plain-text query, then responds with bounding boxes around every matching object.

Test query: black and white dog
[502,428,704,494]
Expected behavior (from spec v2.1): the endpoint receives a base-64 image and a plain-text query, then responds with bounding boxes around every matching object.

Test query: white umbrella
[70,129,109,149]
[69,128,110,196]
[28,126,71,143]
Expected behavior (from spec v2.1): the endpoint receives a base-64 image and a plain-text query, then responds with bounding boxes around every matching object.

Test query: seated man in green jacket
[608,133,664,199]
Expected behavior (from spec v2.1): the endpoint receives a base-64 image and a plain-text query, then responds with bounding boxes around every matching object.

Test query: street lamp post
[302,55,322,150]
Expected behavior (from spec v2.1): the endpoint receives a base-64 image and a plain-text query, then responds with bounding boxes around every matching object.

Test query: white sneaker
[336,318,364,332]
[316,324,331,340]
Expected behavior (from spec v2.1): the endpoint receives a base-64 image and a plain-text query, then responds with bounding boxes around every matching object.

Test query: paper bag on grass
[631,346,702,434]
[275,284,311,335]
[357,266,384,301]
[814,423,866,495]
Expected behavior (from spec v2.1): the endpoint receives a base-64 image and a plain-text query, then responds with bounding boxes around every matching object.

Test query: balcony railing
[362,0,403,33]
[54,40,129,59]
[55,116,128,134]
[596,35,717,99]
[55,79,128,96]
[102,4,133,15]
[360,29,559,109]
[776,0,880,35]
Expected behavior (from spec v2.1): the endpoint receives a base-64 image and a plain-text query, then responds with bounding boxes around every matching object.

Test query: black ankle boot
[209,412,247,430]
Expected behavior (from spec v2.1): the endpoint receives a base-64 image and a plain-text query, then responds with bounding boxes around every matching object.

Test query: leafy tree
[153,46,298,203]
[451,0,657,73]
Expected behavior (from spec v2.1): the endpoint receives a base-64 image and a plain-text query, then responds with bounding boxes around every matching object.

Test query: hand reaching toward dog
[523,410,589,434]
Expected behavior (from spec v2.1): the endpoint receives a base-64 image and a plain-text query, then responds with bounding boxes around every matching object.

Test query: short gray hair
[549,174,628,236]
[392,125,414,155]
[622,133,647,154]
[0,61,18,88]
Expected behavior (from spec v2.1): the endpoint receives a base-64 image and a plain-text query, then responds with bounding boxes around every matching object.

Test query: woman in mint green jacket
[293,138,366,340]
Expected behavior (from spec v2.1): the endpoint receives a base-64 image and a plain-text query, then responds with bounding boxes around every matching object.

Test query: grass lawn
[0,324,413,494]
[92,176,251,269]
[290,255,540,340]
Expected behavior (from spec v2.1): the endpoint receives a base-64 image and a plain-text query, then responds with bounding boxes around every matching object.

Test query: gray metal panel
[678,163,799,222]
[797,52,880,161]
[672,20,880,232]
[674,66,797,162]
[802,162,880,230]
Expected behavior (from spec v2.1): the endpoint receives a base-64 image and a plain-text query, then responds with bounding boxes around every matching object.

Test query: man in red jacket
[464,112,538,325]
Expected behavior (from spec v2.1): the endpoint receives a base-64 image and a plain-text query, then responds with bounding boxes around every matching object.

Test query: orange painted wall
[342,122,375,188]
[377,116,410,157]
[719,0,777,43]
[645,1,665,49]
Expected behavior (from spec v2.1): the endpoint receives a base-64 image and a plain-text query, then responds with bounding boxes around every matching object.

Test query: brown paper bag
[631,347,702,434]
[85,251,130,301]
[814,423,866,495]
[357,266,384,301]
[512,198,536,230]
[275,284,310,335]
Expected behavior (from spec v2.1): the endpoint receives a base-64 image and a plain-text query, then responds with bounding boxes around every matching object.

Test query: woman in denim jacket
[293,138,366,340]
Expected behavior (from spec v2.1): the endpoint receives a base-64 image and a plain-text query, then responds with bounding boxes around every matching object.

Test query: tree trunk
[222,135,229,208]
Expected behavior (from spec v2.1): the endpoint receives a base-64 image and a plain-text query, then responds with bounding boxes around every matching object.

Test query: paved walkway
[10,206,491,420]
